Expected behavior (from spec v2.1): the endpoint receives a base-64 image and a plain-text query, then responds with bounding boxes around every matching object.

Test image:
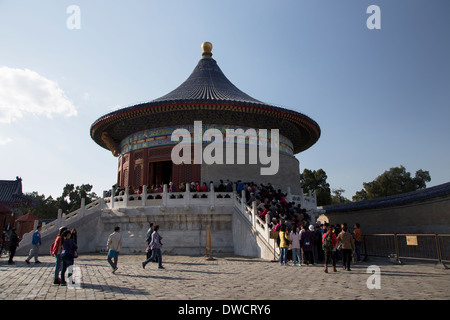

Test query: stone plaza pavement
[0,253,449,301]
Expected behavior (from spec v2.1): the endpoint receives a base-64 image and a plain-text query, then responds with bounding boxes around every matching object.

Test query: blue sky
[1,0,449,200]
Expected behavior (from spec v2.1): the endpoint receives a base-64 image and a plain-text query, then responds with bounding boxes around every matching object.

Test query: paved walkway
[0,253,449,301]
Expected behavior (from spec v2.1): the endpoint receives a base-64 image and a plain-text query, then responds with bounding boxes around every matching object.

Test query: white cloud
[0,137,12,146]
[0,66,77,123]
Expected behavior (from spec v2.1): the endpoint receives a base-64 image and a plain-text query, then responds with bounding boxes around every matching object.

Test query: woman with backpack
[60,230,78,286]
[322,223,338,273]
[50,226,67,285]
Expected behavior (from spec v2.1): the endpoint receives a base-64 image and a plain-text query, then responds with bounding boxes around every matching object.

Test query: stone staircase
[15,186,318,260]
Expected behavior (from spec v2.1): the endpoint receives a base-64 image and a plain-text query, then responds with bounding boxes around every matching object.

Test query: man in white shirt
[106,226,123,273]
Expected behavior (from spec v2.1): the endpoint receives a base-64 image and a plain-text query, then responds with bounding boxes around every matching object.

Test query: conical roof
[152,54,261,104]
[91,42,320,156]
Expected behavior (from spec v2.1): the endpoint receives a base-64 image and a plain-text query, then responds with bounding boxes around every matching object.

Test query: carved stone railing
[231,187,319,259]
[19,198,105,246]
[103,183,233,209]
[18,182,318,259]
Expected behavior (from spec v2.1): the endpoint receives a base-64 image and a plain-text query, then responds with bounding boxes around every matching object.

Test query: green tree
[300,168,332,206]
[353,189,368,202]
[56,184,98,213]
[26,192,58,220]
[27,183,99,218]
[331,188,351,204]
[352,165,431,201]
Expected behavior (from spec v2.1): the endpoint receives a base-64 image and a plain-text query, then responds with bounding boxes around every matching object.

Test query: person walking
[145,223,154,260]
[278,224,290,266]
[106,226,123,274]
[322,223,338,273]
[60,230,78,286]
[300,224,314,265]
[25,225,42,264]
[50,226,67,284]
[313,224,324,263]
[337,223,356,271]
[142,225,164,269]
[289,225,301,266]
[8,228,19,264]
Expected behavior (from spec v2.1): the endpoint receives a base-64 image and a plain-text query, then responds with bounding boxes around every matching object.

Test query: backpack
[322,232,333,251]
[304,231,311,247]
[50,236,61,255]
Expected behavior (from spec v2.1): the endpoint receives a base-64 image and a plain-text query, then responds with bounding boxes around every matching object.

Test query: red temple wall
[117,145,201,192]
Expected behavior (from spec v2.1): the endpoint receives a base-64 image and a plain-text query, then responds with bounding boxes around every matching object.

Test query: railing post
[312,190,317,207]
[394,234,402,264]
[252,201,256,228]
[435,234,448,269]
[210,182,215,207]
[162,184,168,206]
[57,209,62,228]
[98,197,105,210]
[286,186,292,202]
[241,190,246,213]
[300,188,305,208]
[124,186,129,207]
[111,186,115,208]
[142,185,147,206]
[80,198,86,218]
[184,182,190,206]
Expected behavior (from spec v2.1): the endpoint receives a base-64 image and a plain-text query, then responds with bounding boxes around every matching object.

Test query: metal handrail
[362,233,449,268]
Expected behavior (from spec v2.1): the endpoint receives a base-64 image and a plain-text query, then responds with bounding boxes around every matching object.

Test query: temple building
[90,42,320,194]
[14,42,322,257]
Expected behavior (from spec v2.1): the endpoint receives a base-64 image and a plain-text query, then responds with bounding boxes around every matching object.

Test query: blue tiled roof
[152,57,262,104]
[0,177,33,206]
[323,182,450,213]
[90,53,321,156]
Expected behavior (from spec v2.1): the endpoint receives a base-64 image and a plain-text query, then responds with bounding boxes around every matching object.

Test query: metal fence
[362,234,450,267]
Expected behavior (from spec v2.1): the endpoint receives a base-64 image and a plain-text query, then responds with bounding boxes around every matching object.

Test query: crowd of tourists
[8,179,363,288]
[277,220,362,273]
[230,180,363,272]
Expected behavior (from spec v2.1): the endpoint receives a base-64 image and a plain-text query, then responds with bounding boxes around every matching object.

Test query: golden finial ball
[202,42,213,55]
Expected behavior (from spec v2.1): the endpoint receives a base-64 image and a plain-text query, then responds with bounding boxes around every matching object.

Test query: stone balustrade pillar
[163,184,168,206]
[142,185,147,206]
[124,186,129,207]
